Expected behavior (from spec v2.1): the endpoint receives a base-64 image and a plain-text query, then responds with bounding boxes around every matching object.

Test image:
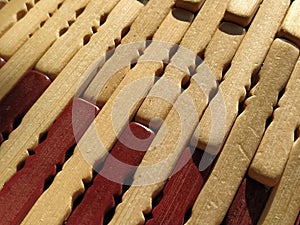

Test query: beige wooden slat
[249,58,300,186]
[225,0,262,26]
[194,0,290,154]
[175,0,205,12]
[20,10,191,224]
[0,0,92,100]
[83,0,175,106]
[0,0,143,189]
[185,38,299,225]
[134,0,231,128]
[279,0,300,47]
[135,22,245,129]
[109,56,216,225]
[34,0,121,79]
[0,0,65,59]
[257,133,300,225]
[0,0,35,37]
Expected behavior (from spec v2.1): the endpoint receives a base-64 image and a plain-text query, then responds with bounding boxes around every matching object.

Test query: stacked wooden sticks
[0,0,299,224]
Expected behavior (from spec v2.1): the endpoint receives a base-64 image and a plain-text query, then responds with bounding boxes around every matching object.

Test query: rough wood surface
[0,0,91,100]
[194,0,291,154]
[278,0,300,47]
[185,38,299,225]
[0,98,99,225]
[0,0,65,59]
[0,0,143,189]
[34,0,121,79]
[175,0,205,12]
[257,135,300,225]
[66,122,154,225]
[0,0,35,37]
[249,58,300,186]
[135,0,232,128]
[0,70,51,144]
[225,0,262,26]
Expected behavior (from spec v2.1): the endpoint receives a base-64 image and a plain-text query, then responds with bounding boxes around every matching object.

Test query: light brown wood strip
[225,0,262,26]
[0,0,91,100]
[185,38,299,225]
[0,0,65,59]
[109,61,216,225]
[279,0,300,47]
[175,0,205,12]
[0,0,36,37]
[257,134,300,225]
[0,0,143,188]
[135,0,232,128]
[194,0,290,154]
[83,2,179,106]
[34,0,121,79]
[12,6,189,224]
[249,58,300,186]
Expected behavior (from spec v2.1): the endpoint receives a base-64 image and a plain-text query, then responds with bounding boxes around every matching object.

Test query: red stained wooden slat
[0,70,51,143]
[146,148,212,225]
[67,122,155,225]
[0,98,99,225]
[224,177,271,225]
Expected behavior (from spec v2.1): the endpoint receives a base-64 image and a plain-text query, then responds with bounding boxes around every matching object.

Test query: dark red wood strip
[0,70,51,144]
[224,177,271,225]
[67,122,155,225]
[146,148,212,225]
[0,98,99,225]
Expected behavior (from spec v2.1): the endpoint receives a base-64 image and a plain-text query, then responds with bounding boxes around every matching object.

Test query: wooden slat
[34,0,121,79]
[19,5,189,224]
[136,22,245,128]
[225,0,262,26]
[0,70,51,144]
[108,60,216,225]
[185,38,299,225]
[0,98,99,225]
[175,0,205,12]
[194,0,291,154]
[249,58,300,186]
[66,122,154,225]
[0,0,143,189]
[83,1,177,106]
[279,0,300,47]
[0,0,92,100]
[0,0,65,59]
[257,135,300,225]
[0,0,35,37]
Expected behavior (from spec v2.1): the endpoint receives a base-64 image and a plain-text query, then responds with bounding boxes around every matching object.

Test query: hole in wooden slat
[40,20,46,27]
[67,19,75,26]
[25,2,33,11]
[83,33,92,45]
[91,26,98,33]
[294,127,299,141]
[16,9,27,21]
[59,27,68,37]
[99,13,108,26]
[57,2,63,9]
[75,6,86,18]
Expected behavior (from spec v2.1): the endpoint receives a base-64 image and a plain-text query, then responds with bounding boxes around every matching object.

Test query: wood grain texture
[175,0,205,12]
[0,0,91,100]
[185,38,299,225]
[0,98,99,225]
[83,5,184,107]
[279,0,300,47]
[249,58,300,186]
[195,0,291,154]
[224,177,270,225]
[35,0,121,79]
[0,0,35,37]
[0,0,65,59]
[146,148,211,225]
[257,136,300,225]
[0,70,51,144]
[135,0,232,128]
[67,122,155,225]
[225,0,262,26]
[0,0,143,189]
[108,63,217,225]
